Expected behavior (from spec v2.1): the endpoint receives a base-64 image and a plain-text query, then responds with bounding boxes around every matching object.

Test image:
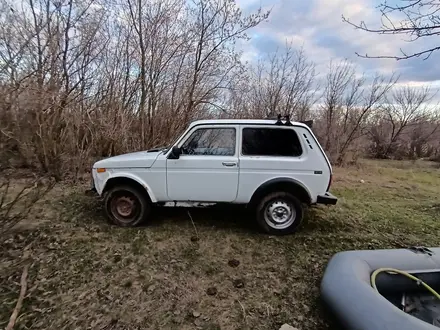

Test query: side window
[181,128,236,156]
[242,127,303,157]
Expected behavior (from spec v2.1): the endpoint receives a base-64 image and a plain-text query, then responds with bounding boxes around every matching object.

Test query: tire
[256,192,304,235]
[104,185,151,227]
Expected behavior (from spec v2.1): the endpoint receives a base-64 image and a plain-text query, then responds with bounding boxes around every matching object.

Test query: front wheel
[256,192,304,235]
[104,185,151,227]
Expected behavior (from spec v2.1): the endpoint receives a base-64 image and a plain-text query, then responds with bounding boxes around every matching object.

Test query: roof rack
[275,114,293,126]
[268,114,313,128]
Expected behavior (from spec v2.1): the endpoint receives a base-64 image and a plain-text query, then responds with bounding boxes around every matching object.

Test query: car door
[166,125,239,202]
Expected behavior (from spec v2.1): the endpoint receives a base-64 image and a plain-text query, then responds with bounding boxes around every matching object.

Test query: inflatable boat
[321,247,440,329]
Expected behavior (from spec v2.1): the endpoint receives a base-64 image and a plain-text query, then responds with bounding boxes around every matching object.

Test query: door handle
[222,162,237,167]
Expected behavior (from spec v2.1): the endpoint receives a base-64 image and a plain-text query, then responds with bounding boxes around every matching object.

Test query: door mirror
[168,146,181,159]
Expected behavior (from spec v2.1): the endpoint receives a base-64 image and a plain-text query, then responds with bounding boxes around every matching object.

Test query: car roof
[189,119,310,129]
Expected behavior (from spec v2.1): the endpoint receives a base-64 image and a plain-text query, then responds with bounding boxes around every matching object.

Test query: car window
[181,128,236,156]
[242,127,302,157]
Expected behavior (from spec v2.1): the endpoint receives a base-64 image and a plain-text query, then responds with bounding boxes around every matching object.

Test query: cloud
[236,0,440,90]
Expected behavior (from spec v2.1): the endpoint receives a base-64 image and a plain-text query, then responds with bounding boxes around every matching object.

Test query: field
[1,160,440,330]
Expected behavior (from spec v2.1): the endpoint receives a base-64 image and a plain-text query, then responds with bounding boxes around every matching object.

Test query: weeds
[0,160,439,329]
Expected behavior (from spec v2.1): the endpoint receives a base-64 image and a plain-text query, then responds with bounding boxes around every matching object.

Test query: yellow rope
[371,268,440,300]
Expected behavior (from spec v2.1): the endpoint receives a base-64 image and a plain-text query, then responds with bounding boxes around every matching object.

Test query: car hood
[93,151,162,169]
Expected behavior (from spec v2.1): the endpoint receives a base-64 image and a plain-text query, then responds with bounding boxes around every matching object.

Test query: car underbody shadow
[148,204,258,233]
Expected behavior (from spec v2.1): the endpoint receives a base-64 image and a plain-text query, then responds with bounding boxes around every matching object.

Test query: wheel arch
[102,174,156,202]
[248,178,312,207]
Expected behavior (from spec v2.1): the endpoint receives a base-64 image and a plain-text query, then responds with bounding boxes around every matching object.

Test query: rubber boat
[321,247,440,329]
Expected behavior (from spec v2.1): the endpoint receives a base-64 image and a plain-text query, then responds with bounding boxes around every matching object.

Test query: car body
[91,118,337,234]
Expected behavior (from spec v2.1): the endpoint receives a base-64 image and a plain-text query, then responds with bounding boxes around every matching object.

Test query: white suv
[91,117,337,235]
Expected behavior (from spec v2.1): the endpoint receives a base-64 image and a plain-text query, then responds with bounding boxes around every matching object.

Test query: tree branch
[6,264,29,330]
[355,45,440,60]
[342,0,440,60]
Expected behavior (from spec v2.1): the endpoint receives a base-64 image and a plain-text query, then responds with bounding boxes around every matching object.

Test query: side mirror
[169,146,181,159]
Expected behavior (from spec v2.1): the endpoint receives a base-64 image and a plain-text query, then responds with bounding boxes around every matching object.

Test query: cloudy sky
[235,0,440,90]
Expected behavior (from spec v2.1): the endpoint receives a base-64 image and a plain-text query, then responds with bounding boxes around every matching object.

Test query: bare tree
[317,61,397,164]
[2,0,440,176]
[231,44,316,120]
[320,61,355,153]
[182,0,269,118]
[372,86,434,158]
[335,74,397,164]
[0,0,269,178]
[343,0,440,60]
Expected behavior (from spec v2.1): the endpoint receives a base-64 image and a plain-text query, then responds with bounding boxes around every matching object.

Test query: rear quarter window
[242,127,303,157]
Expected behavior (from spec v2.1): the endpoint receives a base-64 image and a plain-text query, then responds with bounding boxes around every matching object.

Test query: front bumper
[317,192,338,205]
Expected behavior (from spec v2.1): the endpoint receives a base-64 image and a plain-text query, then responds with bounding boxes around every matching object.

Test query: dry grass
[1,159,439,330]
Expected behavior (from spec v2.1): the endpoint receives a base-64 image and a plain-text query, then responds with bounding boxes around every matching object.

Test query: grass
[1,159,439,330]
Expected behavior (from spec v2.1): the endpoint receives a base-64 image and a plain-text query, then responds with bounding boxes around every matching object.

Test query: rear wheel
[256,192,303,235]
[104,185,150,227]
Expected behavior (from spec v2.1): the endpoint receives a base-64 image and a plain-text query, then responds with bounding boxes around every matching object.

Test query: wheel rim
[110,193,140,223]
[263,199,296,229]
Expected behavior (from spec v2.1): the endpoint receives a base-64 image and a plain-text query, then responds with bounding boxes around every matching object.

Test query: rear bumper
[317,192,338,205]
